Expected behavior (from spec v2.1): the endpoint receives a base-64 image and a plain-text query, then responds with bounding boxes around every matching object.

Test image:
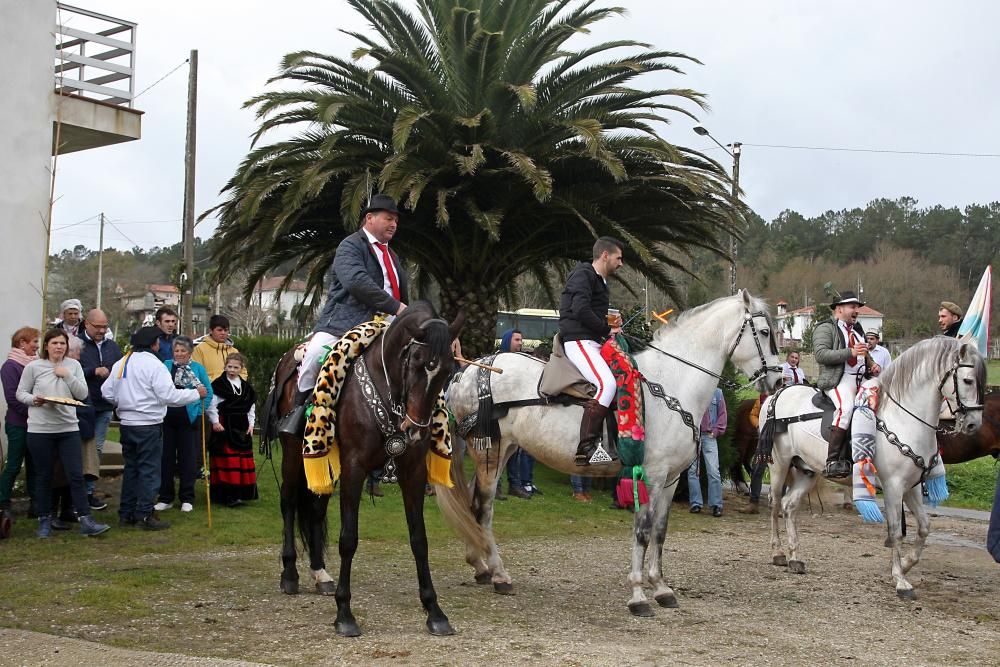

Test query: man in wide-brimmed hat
[813,291,879,478]
[281,194,410,439]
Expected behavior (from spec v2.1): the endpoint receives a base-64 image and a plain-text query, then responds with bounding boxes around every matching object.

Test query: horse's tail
[434,441,490,555]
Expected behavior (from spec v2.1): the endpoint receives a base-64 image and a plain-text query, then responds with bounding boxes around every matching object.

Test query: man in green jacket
[813,291,881,478]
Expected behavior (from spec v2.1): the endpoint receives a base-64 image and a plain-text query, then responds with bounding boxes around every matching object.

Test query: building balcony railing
[54,3,136,107]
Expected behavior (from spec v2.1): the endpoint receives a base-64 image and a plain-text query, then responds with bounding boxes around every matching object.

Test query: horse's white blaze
[442,291,783,612]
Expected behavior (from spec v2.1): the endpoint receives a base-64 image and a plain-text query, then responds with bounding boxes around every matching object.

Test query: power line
[741,143,1000,158]
[106,219,140,248]
[53,213,100,231]
[133,58,189,100]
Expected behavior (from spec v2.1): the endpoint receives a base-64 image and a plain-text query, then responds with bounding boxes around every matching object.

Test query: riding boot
[822,427,852,479]
[575,400,611,466]
[278,389,312,437]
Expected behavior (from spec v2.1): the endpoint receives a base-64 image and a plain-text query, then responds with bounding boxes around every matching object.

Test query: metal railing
[54,3,136,107]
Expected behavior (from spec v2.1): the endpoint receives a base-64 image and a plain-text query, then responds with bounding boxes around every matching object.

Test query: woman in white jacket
[16,329,110,538]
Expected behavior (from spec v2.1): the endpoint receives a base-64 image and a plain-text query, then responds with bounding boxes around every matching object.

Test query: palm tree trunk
[439,276,500,359]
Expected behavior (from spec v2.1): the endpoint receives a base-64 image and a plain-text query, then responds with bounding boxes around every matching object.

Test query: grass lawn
[945,457,1000,510]
[989,359,1000,386]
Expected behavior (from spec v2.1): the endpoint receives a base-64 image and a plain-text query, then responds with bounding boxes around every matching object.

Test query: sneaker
[139,514,171,531]
[180,502,194,513]
[525,483,543,496]
[153,502,173,512]
[79,515,110,537]
[572,492,591,503]
[87,495,108,511]
[712,506,723,518]
[689,505,702,514]
[508,486,532,500]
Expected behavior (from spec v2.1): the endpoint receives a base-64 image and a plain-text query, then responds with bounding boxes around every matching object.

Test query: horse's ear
[958,341,974,361]
[449,310,466,340]
[740,288,752,307]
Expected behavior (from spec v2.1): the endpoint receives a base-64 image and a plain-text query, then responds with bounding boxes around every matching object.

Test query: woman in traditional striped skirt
[207,353,258,507]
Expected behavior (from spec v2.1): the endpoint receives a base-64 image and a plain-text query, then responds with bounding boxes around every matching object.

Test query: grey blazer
[314,231,409,336]
[812,319,852,390]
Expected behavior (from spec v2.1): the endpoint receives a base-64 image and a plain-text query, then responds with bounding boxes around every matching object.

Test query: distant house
[117,283,181,325]
[775,301,885,348]
[251,277,312,327]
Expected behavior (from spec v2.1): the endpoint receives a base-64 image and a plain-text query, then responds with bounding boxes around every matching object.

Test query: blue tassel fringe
[925,475,949,507]
[855,499,884,523]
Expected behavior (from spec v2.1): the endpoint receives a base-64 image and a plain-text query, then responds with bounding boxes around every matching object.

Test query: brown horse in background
[260,302,464,637]
[730,392,1000,490]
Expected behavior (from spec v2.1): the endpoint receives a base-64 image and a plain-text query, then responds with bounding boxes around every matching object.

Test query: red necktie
[846,325,858,365]
[374,242,400,301]
[792,368,800,384]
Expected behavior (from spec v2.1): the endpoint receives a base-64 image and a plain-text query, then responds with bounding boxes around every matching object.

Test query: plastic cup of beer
[607,308,622,327]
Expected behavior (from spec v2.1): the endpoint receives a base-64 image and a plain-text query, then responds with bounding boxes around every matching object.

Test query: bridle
[380,335,437,429]
[883,358,984,436]
[877,357,984,481]
[637,305,781,390]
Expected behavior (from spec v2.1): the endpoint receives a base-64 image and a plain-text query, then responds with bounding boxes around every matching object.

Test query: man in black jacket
[281,194,409,437]
[938,301,963,337]
[558,236,624,465]
[78,308,122,509]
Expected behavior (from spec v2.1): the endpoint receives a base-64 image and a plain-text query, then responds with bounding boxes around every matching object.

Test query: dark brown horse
[261,302,463,637]
[730,392,1000,486]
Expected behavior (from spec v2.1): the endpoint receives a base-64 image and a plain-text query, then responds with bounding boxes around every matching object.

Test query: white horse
[438,290,783,616]
[759,336,985,598]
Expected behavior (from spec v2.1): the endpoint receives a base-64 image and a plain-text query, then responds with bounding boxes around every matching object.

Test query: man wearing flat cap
[938,301,963,337]
[281,194,410,436]
[56,299,83,338]
[865,330,892,372]
[813,291,877,478]
[102,327,206,530]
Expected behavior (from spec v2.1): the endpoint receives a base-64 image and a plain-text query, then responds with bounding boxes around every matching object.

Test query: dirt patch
[1,502,997,666]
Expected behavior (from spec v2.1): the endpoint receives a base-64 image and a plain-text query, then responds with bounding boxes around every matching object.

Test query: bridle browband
[635,305,781,390]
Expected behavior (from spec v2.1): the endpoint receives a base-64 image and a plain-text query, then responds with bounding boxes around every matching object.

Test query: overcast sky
[51,0,1000,252]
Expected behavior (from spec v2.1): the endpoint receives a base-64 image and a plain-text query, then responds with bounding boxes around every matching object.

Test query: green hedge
[232,335,297,409]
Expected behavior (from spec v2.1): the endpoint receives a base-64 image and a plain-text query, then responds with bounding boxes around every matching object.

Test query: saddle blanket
[301,320,452,495]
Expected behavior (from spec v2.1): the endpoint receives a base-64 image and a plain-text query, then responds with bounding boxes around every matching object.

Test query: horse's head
[727,290,783,393]
[943,341,986,435]
[384,301,465,442]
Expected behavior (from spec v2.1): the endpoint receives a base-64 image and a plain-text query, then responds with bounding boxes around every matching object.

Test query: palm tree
[208,0,743,355]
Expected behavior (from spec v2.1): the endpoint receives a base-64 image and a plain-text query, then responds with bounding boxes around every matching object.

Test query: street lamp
[693,126,742,295]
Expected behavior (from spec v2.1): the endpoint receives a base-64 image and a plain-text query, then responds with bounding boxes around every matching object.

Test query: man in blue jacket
[280,194,409,436]
[78,308,122,510]
[558,236,624,465]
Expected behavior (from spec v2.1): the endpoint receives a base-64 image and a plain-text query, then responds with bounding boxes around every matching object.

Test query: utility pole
[96,212,105,309]
[729,142,742,296]
[181,49,198,335]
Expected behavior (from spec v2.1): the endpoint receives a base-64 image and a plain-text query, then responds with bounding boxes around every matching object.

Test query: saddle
[538,334,596,400]
[769,389,834,443]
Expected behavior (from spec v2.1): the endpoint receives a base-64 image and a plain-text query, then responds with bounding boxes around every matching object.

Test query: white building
[775,301,885,348]
[253,277,310,321]
[1,2,141,424]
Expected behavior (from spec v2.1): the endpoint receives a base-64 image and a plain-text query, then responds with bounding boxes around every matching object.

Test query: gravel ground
[0,500,997,666]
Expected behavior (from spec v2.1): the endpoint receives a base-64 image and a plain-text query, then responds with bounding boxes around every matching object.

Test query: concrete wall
[0,0,57,440]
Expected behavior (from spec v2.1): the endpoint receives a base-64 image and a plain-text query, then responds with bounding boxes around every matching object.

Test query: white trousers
[296,331,338,393]
[825,372,861,429]
[564,339,617,407]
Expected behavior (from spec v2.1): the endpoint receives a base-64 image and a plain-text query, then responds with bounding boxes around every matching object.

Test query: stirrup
[588,443,615,464]
[823,460,852,479]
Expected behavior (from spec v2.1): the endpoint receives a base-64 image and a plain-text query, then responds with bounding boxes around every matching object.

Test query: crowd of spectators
[0,304,259,538]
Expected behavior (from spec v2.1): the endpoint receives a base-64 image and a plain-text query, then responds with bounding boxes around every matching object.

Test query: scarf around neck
[7,348,37,367]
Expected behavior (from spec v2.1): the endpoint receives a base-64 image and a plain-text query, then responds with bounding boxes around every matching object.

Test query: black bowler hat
[362,194,400,217]
[130,326,160,348]
[829,291,865,309]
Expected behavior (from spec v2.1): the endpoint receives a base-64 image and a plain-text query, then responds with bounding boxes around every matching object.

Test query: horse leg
[475,444,514,594]
[307,492,334,595]
[881,484,915,599]
[899,484,930,577]
[626,504,655,617]
[647,479,681,609]
[400,464,454,636]
[782,468,814,574]
[334,466,365,637]
[769,461,789,567]
[279,480,300,594]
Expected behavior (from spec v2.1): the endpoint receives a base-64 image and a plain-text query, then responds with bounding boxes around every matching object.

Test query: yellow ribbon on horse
[301,320,453,495]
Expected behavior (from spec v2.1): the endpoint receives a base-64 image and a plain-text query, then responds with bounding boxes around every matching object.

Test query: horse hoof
[788,560,806,574]
[335,620,362,637]
[315,581,336,596]
[896,588,917,601]
[493,581,515,595]
[474,571,492,585]
[427,617,455,636]
[654,593,679,609]
[772,555,788,567]
[280,579,299,595]
[628,601,655,618]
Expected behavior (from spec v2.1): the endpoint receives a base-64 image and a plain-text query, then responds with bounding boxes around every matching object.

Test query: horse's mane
[653,292,774,344]
[879,336,986,404]
[389,300,452,360]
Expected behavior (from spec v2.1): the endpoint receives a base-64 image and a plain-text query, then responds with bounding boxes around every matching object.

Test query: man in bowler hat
[281,194,409,436]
